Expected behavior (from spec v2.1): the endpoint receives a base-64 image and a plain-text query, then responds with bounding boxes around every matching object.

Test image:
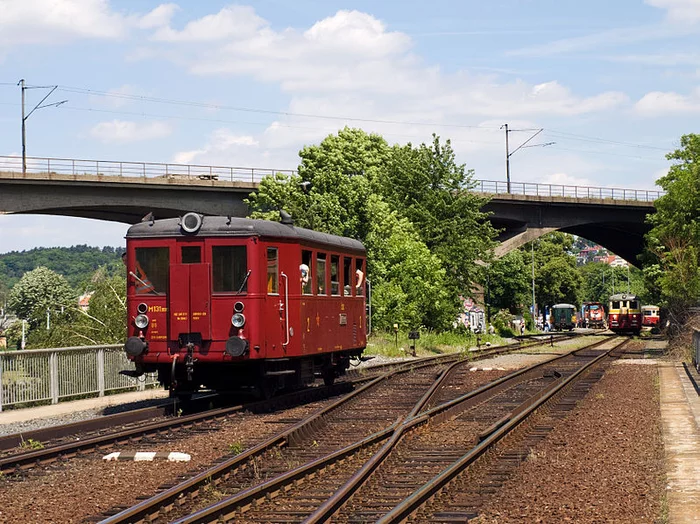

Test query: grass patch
[364,330,508,358]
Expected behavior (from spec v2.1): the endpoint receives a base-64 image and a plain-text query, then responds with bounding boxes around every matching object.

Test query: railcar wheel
[322,367,335,387]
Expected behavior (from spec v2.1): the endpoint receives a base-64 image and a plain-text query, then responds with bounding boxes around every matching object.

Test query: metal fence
[0,155,664,203]
[0,344,160,412]
[473,180,663,202]
[0,155,296,184]
[693,329,700,373]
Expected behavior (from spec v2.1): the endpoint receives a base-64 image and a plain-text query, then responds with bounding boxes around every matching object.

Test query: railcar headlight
[231,313,246,328]
[134,314,149,329]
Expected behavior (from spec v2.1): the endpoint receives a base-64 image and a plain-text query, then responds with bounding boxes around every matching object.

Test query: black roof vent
[280,210,294,225]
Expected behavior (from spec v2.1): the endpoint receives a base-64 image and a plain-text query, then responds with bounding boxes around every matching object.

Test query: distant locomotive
[122,212,367,397]
[551,304,577,331]
[581,301,606,329]
[608,293,641,335]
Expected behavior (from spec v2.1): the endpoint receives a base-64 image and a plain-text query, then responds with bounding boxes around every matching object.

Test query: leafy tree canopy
[644,133,700,312]
[7,267,76,329]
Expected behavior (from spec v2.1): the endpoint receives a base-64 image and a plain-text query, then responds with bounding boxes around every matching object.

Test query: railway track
[90,334,605,523]
[0,334,578,471]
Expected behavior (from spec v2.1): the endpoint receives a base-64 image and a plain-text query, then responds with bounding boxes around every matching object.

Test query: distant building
[78,292,94,311]
[455,296,485,333]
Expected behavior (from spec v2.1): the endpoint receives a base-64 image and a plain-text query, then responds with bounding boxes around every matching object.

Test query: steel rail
[166,336,609,523]
[376,338,629,523]
[94,334,580,523]
[302,335,616,523]
[97,356,460,524]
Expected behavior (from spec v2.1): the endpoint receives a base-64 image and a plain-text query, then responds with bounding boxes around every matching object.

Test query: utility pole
[19,79,26,174]
[501,123,510,193]
[531,241,536,325]
[500,125,554,194]
[17,80,67,174]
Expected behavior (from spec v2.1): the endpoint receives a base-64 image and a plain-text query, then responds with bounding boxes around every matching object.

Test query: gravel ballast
[472,360,666,523]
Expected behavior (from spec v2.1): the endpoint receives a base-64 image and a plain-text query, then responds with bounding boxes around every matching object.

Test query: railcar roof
[608,293,640,301]
[126,215,366,253]
[552,303,576,309]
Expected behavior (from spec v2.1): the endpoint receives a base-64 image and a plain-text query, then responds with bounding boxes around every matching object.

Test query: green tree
[487,250,530,312]
[529,233,582,308]
[380,135,497,292]
[644,133,700,313]
[28,272,126,348]
[7,267,75,329]
[364,196,455,330]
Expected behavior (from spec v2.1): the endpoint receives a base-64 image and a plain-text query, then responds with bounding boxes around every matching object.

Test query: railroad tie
[102,451,191,462]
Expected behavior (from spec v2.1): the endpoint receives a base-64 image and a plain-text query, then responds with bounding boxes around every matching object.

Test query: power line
[55,85,505,131]
[544,129,670,151]
[49,104,504,146]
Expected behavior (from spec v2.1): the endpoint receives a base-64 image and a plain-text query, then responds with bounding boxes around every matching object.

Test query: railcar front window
[629,301,639,309]
[182,246,201,264]
[134,247,169,294]
[267,247,278,294]
[213,245,247,293]
[611,301,620,309]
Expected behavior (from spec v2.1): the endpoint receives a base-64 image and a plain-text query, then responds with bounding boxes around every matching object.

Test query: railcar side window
[629,300,639,309]
[134,247,169,294]
[611,301,620,309]
[181,246,201,264]
[343,257,352,296]
[267,247,279,294]
[316,253,327,295]
[212,246,247,292]
[301,250,312,295]
[331,255,340,296]
[355,258,365,296]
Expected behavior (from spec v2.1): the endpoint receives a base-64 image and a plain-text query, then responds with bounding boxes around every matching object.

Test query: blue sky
[1,0,699,253]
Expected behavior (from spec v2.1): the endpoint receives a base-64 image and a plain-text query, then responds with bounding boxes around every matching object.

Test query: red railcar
[123,213,367,397]
[641,305,660,330]
[608,293,641,335]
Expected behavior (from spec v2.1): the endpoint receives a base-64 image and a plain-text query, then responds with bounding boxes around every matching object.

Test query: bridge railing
[0,344,159,411]
[0,155,664,202]
[473,180,663,202]
[0,155,296,184]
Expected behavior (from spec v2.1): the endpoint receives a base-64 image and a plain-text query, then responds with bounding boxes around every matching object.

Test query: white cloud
[0,1,181,49]
[143,9,626,119]
[172,128,259,164]
[89,120,173,143]
[635,88,700,115]
[152,5,267,42]
[646,0,700,24]
[0,0,126,46]
[138,3,179,30]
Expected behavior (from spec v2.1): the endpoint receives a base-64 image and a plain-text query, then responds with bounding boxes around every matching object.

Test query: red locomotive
[123,212,367,397]
[581,301,606,329]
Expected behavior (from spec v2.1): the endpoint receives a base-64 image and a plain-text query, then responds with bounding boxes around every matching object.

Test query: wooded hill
[0,245,124,295]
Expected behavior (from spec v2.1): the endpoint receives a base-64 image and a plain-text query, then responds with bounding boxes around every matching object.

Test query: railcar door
[169,244,212,346]
[264,246,287,356]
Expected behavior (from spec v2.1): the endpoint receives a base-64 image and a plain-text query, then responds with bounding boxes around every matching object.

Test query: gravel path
[471,360,666,523]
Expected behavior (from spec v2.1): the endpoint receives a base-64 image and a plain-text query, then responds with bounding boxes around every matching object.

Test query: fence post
[137,376,146,392]
[50,351,59,404]
[97,348,105,397]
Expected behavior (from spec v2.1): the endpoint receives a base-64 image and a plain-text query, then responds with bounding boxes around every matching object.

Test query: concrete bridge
[0,156,661,265]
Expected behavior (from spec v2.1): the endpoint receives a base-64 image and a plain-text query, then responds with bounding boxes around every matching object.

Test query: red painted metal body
[123,215,367,394]
[608,293,641,335]
[641,305,660,328]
